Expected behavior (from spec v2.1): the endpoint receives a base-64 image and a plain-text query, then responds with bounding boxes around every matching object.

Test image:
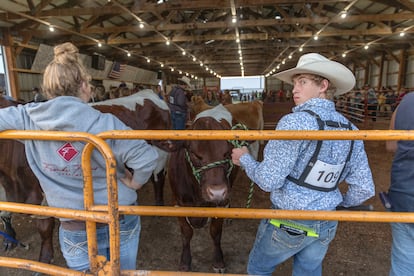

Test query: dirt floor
[0,101,395,275]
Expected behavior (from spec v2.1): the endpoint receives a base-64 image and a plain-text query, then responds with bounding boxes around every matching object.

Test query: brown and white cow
[168,105,239,272]
[0,89,174,267]
[91,89,176,205]
[190,95,264,159]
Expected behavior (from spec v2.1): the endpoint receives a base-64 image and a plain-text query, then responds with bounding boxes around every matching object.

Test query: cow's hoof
[212,265,226,274]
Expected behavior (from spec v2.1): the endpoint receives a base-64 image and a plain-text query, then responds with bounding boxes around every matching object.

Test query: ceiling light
[364,45,369,50]
[313,35,318,40]
[232,16,237,23]
[400,32,405,37]
[49,26,55,32]
[342,53,347,57]
[340,12,347,19]
[139,22,144,29]
[205,40,215,45]
[192,57,196,62]
[127,52,131,57]
[98,42,102,47]
[182,51,186,56]
[146,58,150,63]
[299,47,303,52]
[236,38,240,43]
[166,40,170,45]
[160,63,164,67]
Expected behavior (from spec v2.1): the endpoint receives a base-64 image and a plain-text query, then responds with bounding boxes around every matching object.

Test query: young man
[232,53,375,276]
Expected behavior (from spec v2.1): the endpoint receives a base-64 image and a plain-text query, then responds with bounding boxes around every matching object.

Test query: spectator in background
[204,90,219,106]
[119,86,131,97]
[364,84,378,121]
[396,87,408,106]
[155,85,164,100]
[32,87,45,102]
[94,85,109,102]
[168,76,192,130]
[109,86,120,99]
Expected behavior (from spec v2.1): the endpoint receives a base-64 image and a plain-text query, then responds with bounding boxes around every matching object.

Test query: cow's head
[184,106,236,205]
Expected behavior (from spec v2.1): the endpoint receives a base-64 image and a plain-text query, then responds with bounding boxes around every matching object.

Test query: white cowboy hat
[274,53,356,96]
[177,76,193,89]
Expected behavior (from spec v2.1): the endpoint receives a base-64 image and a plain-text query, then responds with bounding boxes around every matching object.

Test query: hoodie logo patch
[57,142,79,162]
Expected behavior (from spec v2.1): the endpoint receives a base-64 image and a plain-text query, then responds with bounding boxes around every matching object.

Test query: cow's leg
[210,218,225,273]
[36,217,55,264]
[0,214,17,250]
[151,170,165,206]
[178,217,193,271]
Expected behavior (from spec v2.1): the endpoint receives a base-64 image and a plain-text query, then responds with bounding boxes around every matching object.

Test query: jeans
[59,215,140,271]
[390,222,414,276]
[171,111,187,130]
[247,218,338,276]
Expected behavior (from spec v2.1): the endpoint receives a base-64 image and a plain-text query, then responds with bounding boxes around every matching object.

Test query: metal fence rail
[0,129,413,275]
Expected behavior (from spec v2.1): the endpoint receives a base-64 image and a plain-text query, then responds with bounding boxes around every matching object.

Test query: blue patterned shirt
[239,98,375,210]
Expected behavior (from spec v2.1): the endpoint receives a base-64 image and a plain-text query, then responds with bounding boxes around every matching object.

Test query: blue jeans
[171,111,187,130]
[390,222,414,276]
[59,215,140,271]
[247,218,338,276]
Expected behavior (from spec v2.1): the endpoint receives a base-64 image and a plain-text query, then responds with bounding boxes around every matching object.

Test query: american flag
[108,61,126,79]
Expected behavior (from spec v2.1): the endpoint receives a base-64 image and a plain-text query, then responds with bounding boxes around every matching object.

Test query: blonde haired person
[232,53,375,276]
[0,42,158,272]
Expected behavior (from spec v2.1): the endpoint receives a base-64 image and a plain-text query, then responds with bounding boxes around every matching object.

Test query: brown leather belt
[61,215,125,231]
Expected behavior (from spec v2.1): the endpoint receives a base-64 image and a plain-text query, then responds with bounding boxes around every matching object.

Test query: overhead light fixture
[139,22,144,29]
[400,32,405,37]
[98,42,102,47]
[364,44,369,50]
[49,26,55,32]
[146,58,150,63]
[342,52,347,57]
[236,38,240,43]
[313,35,318,40]
[127,52,131,57]
[340,12,347,19]
[166,40,170,45]
[299,47,303,52]
[232,15,237,23]
[205,39,215,45]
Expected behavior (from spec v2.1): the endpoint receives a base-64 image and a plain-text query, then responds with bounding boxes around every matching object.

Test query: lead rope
[229,123,255,208]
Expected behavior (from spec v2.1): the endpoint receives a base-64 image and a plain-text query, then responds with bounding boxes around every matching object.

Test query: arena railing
[1,129,414,275]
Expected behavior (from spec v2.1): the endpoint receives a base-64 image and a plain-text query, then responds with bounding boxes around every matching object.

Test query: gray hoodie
[0,96,158,215]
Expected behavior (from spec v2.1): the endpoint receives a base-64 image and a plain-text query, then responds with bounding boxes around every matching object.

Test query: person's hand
[120,168,143,190]
[231,146,249,166]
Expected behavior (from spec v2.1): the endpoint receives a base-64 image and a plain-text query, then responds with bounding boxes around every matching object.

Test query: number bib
[304,160,345,190]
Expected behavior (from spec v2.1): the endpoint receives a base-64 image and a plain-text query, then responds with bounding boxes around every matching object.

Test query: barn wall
[14,44,159,101]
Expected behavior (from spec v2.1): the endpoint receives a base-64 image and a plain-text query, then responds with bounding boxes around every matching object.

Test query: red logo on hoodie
[57,142,79,162]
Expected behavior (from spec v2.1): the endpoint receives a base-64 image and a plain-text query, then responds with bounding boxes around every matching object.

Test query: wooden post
[397,49,407,91]
[2,30,19,100]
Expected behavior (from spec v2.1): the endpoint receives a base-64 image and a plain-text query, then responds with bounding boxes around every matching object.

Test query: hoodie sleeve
[0,105,28,131]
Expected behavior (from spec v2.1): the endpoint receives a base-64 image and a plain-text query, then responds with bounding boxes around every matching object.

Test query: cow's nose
[207,187,227,201]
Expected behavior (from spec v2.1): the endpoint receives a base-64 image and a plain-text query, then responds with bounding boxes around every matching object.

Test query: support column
[3,30,19,100]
